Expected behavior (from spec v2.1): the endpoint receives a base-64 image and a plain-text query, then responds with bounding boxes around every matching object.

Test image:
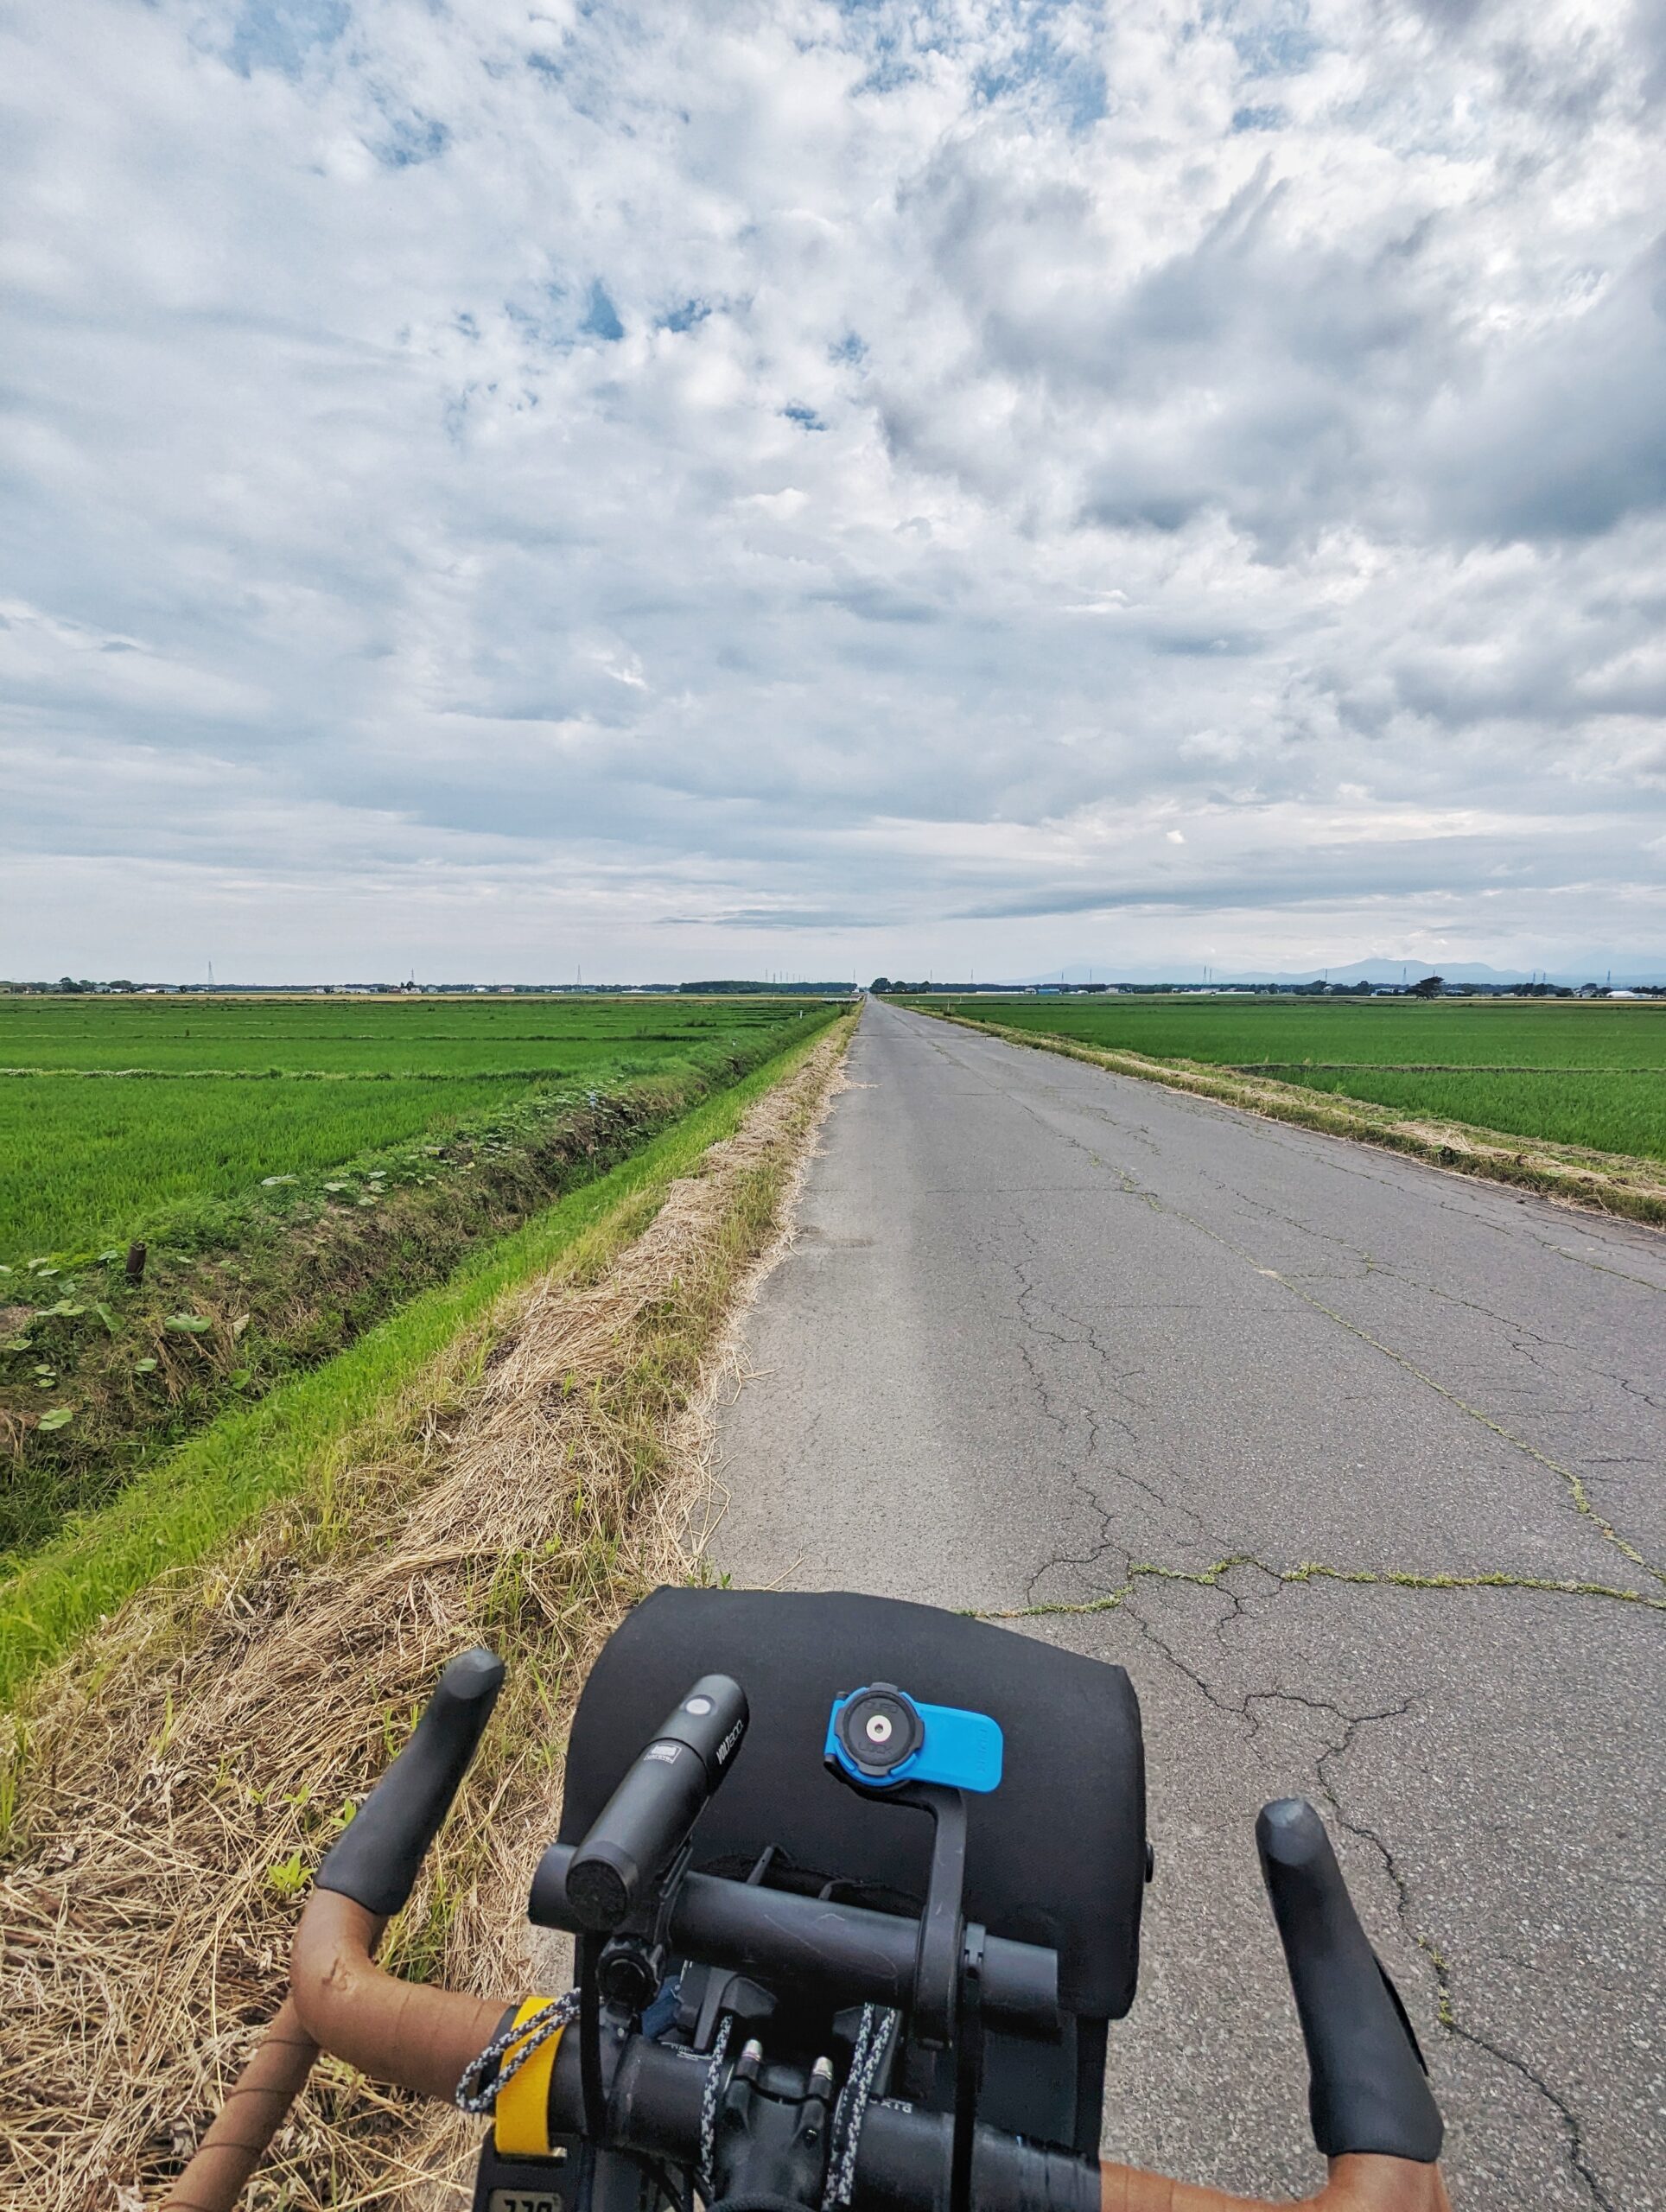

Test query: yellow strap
[494,1997,566,2158]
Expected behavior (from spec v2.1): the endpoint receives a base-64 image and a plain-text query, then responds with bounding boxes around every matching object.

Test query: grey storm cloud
[0,0,1662,982]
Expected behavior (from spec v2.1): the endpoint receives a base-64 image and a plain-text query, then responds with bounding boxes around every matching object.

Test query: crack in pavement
[826,1016,1653,2206]
[998,1215,1217,1599]
[984,1220,1139,1610]
[999,1550,1629,2211]
[942,1033,1663,1586]
[1119,1586,1251,1719]
[932,1011,1666,1294]
[926,1010,1666,1246]
[1312,1713,1620,2212]
[1020,1547,1622,2204]
[1229,1674,1621,2212]
[1268,1273,1663,1585]
[974,1116,1665,1605]
[978,1552,1666,1624]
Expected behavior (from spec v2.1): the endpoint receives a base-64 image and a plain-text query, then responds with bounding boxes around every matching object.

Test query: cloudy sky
[3,0,1663,982]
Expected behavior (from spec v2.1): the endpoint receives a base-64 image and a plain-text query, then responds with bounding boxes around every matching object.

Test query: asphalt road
[712,998,1664,2211]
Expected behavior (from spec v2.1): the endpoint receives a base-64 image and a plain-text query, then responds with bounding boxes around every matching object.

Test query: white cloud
[1,0,1662,980]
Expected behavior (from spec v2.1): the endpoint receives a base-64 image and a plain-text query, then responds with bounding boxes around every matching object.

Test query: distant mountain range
[1004,958,1663,988]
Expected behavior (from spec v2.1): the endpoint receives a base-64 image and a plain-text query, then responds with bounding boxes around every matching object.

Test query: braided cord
[696,2012,735,2201]
[455,1989,582,2115]
[823,2005,897,2209]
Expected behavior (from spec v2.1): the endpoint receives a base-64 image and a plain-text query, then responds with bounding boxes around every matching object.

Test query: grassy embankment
[3,1000,845,1672]
[0,1010,848,1704]
[1,996,836,1561]
[904,996,1666,1221]
[1,1014,852,2211]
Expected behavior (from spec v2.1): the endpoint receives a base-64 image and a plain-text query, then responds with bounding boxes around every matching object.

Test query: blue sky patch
[581,282,626,342]
[227,0,348,79]
[1217,0,1320,80]
[377,113,449,168]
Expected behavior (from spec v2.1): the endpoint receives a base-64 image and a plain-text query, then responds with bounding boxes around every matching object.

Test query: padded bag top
[558,1586,1146,2018]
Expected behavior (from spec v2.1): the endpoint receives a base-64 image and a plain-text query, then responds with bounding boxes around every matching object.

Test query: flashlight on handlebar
[561,1673,748,1932]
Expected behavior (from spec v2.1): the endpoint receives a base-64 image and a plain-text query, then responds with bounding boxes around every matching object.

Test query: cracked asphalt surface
[712,999,1665,2210]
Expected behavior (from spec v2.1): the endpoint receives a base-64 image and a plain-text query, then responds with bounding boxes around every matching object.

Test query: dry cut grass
[0,1023,849,2212]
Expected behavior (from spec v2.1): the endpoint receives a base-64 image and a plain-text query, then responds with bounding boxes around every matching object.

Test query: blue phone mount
[824,1682,1003,1795]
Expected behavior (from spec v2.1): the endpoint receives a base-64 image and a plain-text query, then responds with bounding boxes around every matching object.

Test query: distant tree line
[0,977,140,995]
[677,980,853,994]
[868,974,1663,1000]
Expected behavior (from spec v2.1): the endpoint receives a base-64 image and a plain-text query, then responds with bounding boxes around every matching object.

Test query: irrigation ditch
[0,1013,852,2212]
[1,1020,837,1562]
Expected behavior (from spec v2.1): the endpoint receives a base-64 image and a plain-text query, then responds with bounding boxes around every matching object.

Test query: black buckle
[473,2131,575,2212]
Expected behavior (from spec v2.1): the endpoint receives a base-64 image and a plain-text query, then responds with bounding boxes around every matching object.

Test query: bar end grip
[315,1646,505,1917]
[1257,1797,1444,2164]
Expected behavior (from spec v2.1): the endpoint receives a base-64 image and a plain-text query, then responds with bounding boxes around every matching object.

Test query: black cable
[573,2139,597,2212]
[579,1931,607,2141]
[951,1926,985,2212]
[645,2158,693,2212]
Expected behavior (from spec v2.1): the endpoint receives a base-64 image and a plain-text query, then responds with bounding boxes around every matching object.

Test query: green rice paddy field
[0,996,847,1694]
[0,992,842,1580]
[0,994,804,1074]
[0,995,814,1262]
[928,997,1666,1160]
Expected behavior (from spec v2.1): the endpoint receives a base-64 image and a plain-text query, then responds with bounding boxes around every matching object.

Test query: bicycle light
[825,1683,1003,1793]
[561,1672,748,1931]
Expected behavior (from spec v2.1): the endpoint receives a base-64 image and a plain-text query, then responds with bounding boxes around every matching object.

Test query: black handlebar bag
[559,1586,1148,2154]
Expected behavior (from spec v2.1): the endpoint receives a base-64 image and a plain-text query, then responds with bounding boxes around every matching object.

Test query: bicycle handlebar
[163,1649,506,2212]
[315,1645,505,1916]
[280,1890,1448,2212]
[531,1841,1060,2033]
[1257,1802,1442,2164]
[167,1648,1450,2212]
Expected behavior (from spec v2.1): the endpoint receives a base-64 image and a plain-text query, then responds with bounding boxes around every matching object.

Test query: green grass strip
[0,1029,836,1707]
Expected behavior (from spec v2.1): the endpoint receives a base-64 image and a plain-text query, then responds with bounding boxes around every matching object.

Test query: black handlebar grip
[315,1646,505,1917]
[563,1673,748,1933]
[1257,1798,1443,2163]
